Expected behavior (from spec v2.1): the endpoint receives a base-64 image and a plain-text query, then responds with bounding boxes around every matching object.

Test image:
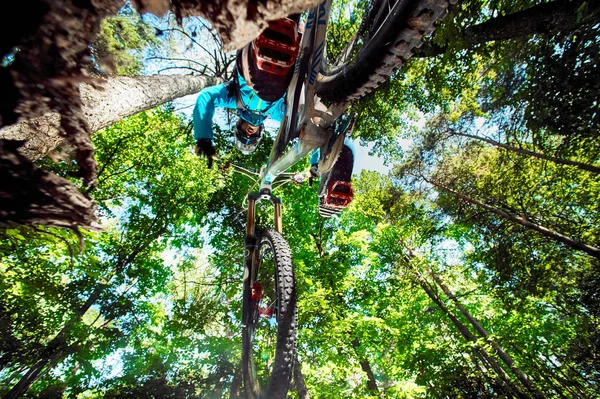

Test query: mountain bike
[232,0,452,397]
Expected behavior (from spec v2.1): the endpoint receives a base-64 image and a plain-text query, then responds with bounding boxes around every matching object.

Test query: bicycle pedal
[258,307,274,318]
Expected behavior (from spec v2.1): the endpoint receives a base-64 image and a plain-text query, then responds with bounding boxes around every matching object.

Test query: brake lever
[219,160,231,171]
[291,170,312,185]
[292,172,305,185]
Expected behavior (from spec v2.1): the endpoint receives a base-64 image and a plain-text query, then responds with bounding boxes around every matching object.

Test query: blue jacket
[193,71,286,141]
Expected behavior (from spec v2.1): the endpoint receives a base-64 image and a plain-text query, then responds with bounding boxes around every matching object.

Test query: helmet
[238,108,268,127]
[252,18,300,77]
[235,119,264,155]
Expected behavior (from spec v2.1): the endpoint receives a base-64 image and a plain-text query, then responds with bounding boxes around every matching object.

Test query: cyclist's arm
[193,83,237,141]
[310,149,320,166]
[266,97,287,123]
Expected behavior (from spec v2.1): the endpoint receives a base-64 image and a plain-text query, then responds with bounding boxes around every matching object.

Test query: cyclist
[193,17,355,217]
[193,17,300,168]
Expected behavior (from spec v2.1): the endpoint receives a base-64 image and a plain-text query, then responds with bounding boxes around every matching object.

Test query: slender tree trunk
[4,217,166,398]
[426,177,600,259]
[3,284,105,399]
[351,338,380,396]
[501,330,583,398]
[229,370,242,399]
[0,367,27,393]
[293,356,310,399]
[530,360,577,399]
[399,249,528,398]
[538,351,591,399]
[447,129,600,174]
[416,274,523,396]
[415,0,600,57]
[228,358,243,399]
[470,353,493,391]
[426,266,544,398]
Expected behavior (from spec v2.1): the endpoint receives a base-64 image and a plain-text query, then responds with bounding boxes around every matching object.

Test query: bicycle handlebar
[218,159,311,188]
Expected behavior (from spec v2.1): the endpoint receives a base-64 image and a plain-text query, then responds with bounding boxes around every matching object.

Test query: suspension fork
[243,189,282,326]
[246,189,283,237]
[243,195,258,328]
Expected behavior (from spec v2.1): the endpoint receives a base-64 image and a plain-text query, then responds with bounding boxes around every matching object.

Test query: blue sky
[351,140,390,175]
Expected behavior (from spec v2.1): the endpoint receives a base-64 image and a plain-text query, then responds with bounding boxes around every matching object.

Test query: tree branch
[415,0,600,57]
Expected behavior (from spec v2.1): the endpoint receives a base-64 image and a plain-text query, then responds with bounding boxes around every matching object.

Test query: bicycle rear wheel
[242,229,297,399]
[316,0,452,103]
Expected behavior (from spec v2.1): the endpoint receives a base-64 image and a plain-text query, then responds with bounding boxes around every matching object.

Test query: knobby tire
[242,229,297,399]
[317,0,453,103]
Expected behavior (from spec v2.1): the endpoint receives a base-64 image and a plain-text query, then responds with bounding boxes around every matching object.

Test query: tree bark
[415,0,600,57]
[351,338,380,396]
[446,129,600,174]
[0,74,219,230]
[0,75,221,162]
[426,177,600,260]
[426,266,544,398]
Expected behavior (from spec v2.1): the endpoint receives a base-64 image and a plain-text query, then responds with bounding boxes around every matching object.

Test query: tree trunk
[293,356,310,399]
[0,74,219,231]
[0,367,27,393]
[512,345,590,399]
[229,367,243,399]
[399,248,527,398]
[3,217,164,398]
[3,284,105,399]
[351,338,380,396]
[446,129,600,174]
[426,177,600,259]
[426,266,544,398]
[0,75,221,162]
[415,0,600,57]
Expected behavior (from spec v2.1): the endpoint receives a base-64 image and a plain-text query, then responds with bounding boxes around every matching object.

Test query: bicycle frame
[235,0,348,239]
[259,0,348,190]
[238,3,355,396]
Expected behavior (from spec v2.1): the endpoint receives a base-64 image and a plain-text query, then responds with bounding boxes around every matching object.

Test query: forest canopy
[0,0,599,398]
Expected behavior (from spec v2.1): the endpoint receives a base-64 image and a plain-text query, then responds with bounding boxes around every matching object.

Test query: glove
[309,164,319,187]
[195,139,217,169]
[310,164,319,177]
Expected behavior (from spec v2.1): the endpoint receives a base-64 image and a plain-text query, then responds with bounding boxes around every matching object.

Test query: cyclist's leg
[317,138,355,218]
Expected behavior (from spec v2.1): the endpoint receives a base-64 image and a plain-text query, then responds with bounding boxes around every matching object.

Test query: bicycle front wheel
[242,229,297,399]
[317,0,452,103]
